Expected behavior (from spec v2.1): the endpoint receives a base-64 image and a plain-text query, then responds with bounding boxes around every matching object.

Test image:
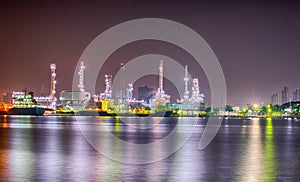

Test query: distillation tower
[77,61,91,105]
[158,60,164,94]
[177,64,205,112]
[184,65,189,100]
[127,83,133,100]
[150,60,170,110]
[190,78,204,103]
[50,63,57,109]
[78,61,85,92]
[97,74,112,100]
[177,65,190,106]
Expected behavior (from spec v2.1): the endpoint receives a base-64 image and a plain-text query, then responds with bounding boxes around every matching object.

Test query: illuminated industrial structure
[94,74,113,101]
[178,65,190,103]
[49,63,57,109]
[102,74,113,99]
[159,60,164,94]
[59,91,86,105]
[150,60,171,110]
[127,83,133,100]
[115,63,130,113]
[3,60,209,115]
[190,78,204,103]
[176,65,204,114]
[93,74,114,112]
[75,61,90,105]
[78,61,85,93]
[121,63,125,99]
[27,63,58,109]
[183,65,189,101]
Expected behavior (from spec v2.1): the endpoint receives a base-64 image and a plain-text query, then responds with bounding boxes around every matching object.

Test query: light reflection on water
[0,116,300,181]
[236,118,264,181]
[262,118,277,181]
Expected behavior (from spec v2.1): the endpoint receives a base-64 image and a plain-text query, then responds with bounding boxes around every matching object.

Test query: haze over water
[0,116,300,181]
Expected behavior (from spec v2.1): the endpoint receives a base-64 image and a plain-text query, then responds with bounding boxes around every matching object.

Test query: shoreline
[1,112,300,119]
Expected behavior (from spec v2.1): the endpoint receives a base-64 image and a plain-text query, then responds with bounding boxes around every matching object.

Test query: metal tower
[183,65,189,100]
[127,83,133,100]
[150,60,170,110]
[191,78,200,99]
[190,78,204,103]
[120,63,125,98]
[158,60,164,94]
[50,63,57,109]
[78,61,85,92]
[103,74,112,99]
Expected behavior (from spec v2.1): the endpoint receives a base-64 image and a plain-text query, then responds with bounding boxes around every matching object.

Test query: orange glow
[0,102,12,112]
[253,102,259,108]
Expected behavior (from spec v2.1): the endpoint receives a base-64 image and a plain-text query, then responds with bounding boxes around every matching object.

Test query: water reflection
[0,116,97,181]
[78,117,196,164]
[1,116,300,181]
[262,118,277,181]
[0,116,9,180]
[235,118,278,181]
[2,115,8,128]
[8,123,35,180]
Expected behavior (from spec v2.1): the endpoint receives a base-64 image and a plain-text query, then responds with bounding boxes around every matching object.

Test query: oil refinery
[1,60,205,116]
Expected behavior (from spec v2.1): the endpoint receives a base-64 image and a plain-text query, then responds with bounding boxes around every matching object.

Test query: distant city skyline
[1,0,300,105]
[271,86,300,106]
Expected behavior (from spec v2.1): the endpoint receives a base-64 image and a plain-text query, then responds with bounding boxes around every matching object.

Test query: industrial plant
[0,60,205,116]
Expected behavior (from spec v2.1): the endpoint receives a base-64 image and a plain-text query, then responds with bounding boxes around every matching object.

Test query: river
[0,116,300,181]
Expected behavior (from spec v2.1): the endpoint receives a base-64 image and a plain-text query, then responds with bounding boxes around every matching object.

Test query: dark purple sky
[1,0,300,105]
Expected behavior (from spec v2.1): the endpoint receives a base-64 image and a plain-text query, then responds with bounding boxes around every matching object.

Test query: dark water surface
[0,116,300,181]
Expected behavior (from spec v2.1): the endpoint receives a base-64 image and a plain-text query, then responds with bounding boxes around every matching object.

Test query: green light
[262,118,277,181]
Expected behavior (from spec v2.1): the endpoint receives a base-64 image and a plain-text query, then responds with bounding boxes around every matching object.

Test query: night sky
[1,0,300,105]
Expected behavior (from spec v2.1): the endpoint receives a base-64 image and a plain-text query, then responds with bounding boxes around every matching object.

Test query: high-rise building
[271,92,279,105]
[281,86,289,104]
[293,89,300,101]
